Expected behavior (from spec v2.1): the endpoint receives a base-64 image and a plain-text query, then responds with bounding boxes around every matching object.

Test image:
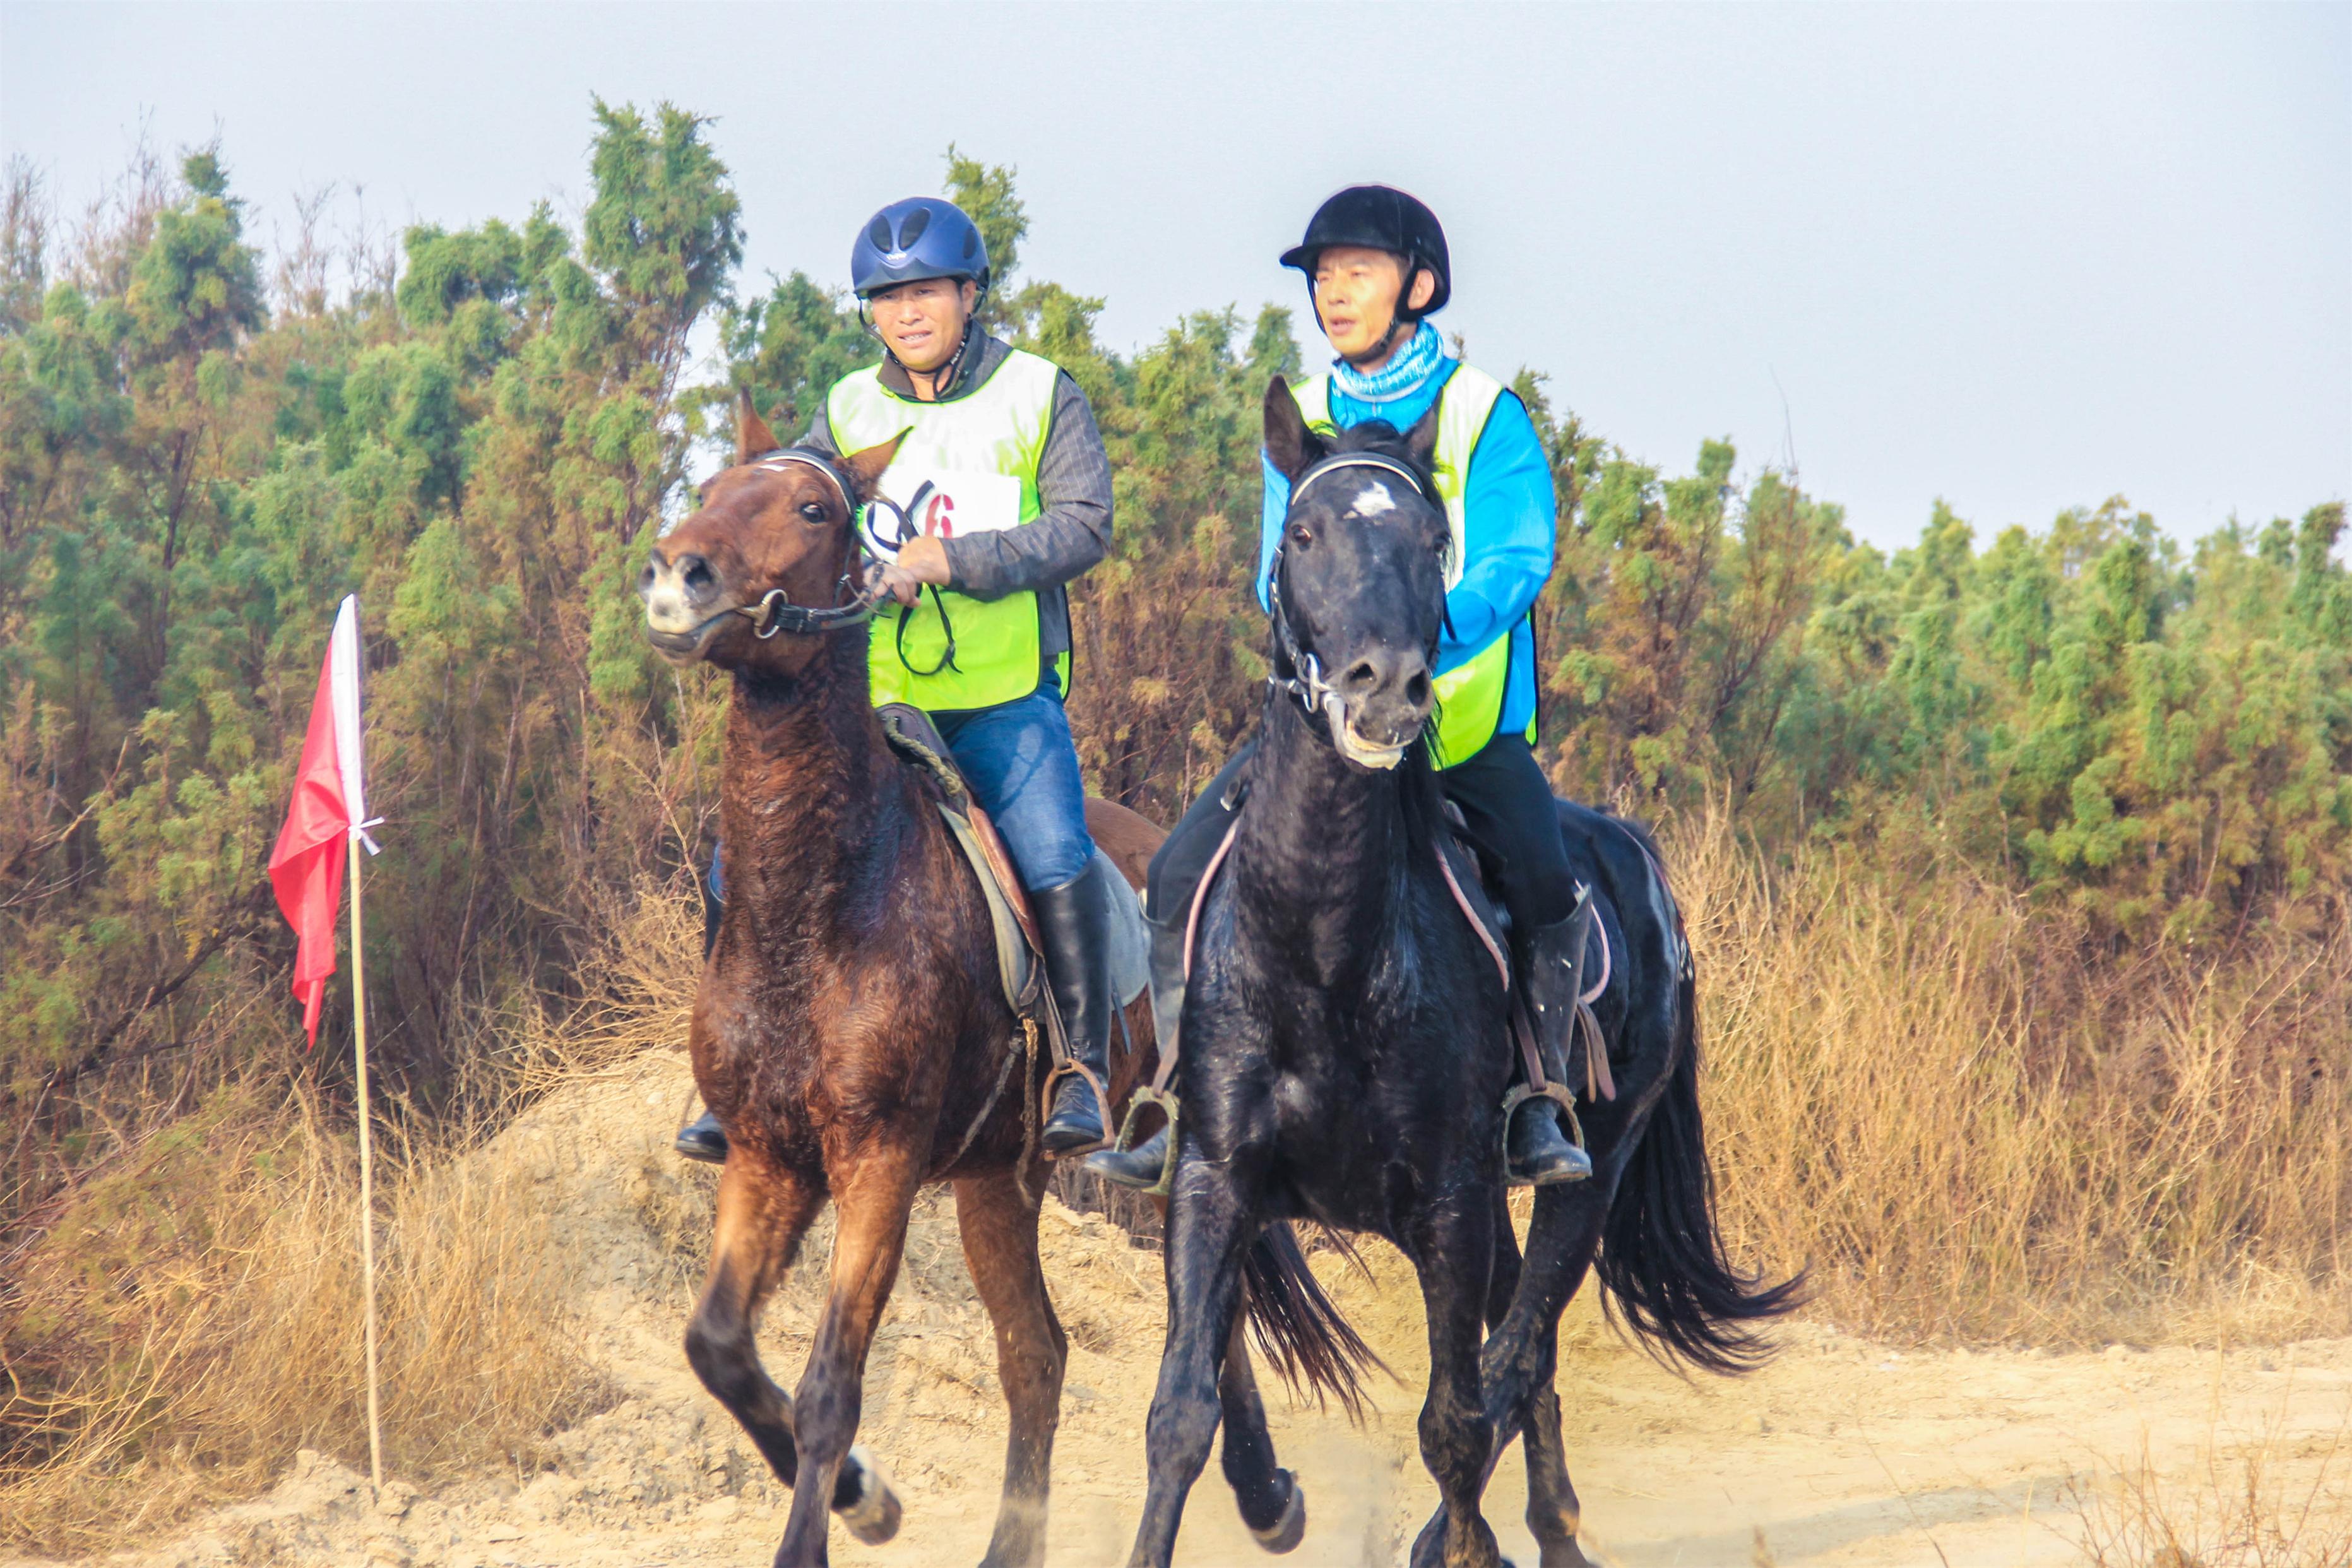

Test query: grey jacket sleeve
[939,372,1113,600]
[799,405,838,456]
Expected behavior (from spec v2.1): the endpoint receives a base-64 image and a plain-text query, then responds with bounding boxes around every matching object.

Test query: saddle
[876,702,1148,1059]
[1434,801,1616,1105]
[1161,787,1612,1103]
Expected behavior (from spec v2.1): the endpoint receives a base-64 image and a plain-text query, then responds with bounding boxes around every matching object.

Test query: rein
[733,448,882,638]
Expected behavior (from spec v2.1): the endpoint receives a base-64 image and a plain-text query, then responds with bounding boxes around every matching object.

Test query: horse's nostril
[680,555,713,593]
[1346,660,1379,691]
[1406,672,1431,706]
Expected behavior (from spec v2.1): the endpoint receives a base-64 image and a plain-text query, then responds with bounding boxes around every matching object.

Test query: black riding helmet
[1280,184,1452,319]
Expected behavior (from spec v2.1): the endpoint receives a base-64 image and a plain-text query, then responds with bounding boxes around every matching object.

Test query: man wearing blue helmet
[676,196,1122,1164]
[1090,185,1591,1192]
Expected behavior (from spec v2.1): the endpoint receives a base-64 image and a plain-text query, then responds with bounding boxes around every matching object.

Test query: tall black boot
[1035,857,1119,1155]
[1084,911,1182,1190]
[675,865,730,1165]
[1507,910,1595,1187]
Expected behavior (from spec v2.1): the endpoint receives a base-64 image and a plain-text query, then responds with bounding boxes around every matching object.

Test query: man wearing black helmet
[676,196,1124,1165]
[1090,185,1590,1191]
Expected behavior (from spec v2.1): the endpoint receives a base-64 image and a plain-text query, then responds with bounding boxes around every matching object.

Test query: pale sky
[4,1,2345,553]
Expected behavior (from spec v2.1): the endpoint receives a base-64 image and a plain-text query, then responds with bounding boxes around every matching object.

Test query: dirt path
[33,1054,2351,1568]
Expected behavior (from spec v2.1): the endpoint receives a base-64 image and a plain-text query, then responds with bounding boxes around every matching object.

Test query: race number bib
[860,465,1023,560]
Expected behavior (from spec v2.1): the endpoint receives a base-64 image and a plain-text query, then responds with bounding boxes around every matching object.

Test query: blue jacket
[1258,359,1554,747]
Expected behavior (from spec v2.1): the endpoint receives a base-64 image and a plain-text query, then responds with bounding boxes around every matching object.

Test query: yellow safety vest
[828,349,1066,711]
[1293,364,1528,767]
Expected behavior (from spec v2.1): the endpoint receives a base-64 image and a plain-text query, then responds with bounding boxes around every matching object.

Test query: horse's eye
[1290,525,1313,547]
[799,503,828,524]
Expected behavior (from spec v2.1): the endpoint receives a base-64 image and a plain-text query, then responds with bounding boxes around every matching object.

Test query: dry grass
[9,824,2352,1555]
[1677,804,2352,1346]
[0,1079,613,1556]
[2067,1414,2352,1567]
[0,877,705,1555]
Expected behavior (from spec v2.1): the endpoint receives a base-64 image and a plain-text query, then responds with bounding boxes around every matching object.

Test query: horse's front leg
[1418,1180,1612,1567]
[685,1155,846,1500]
[1406,1192,1502,1568]
[1126,1136,1261,1568]
[954,1167,1066,1568]
[1219,1314,1307,1552]
[774,1137,924,1567]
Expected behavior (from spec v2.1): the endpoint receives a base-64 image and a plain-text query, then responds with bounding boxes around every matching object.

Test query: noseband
[1266,452,1444,728]
[734,448,881,638]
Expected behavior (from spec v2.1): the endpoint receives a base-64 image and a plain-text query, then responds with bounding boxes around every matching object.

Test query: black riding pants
[1144,728,1578,937]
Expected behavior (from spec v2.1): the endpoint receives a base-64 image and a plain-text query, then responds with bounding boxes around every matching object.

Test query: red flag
[268,597,372,1043]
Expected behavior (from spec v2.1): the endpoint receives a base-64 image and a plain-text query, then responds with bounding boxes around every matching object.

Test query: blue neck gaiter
[1329,320,1446,407]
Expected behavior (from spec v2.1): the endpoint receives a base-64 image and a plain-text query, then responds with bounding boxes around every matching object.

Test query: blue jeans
[708,674,1096,901]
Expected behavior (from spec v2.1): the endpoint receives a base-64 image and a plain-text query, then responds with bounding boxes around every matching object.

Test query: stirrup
[1500,1081,1589,1188]
[1096,1086,1179,1197]
[1039,1060,1112,1158]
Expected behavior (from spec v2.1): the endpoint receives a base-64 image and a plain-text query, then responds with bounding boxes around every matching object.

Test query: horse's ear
[735,387,781,466]
[1401,400,1442,475]
[837,432,906,504]
[1263,375,1324,483]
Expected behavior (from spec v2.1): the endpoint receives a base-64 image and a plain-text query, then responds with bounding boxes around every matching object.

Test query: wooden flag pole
[348,833,384,1491]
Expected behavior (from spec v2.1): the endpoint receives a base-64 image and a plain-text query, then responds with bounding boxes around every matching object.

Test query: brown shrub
[0,1079,612,1555]
[2068,1418,2352,1567]
[1680,804,2352,1346]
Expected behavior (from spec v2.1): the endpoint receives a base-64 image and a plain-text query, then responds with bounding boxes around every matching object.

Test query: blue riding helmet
[850,197,991,299]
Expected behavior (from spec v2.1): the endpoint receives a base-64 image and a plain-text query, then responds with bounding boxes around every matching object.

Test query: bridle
[732,448,882,639]
[1264,451,1445,747]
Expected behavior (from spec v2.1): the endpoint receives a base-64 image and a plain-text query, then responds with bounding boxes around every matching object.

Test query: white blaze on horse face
[1349,480,1398,519]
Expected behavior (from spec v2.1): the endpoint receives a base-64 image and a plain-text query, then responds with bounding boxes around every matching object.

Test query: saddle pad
[1101,857,1149,1011]
[934,803,1040,1018]
[883,702,1147,1016]
[932,819,1148,1019]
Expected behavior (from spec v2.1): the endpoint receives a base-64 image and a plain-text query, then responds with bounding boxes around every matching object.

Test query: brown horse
[638,400,1350,1567]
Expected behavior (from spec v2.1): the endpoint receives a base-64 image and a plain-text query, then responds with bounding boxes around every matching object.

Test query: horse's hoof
[1250,1470,1307,1553]
[836,1444,901,1544]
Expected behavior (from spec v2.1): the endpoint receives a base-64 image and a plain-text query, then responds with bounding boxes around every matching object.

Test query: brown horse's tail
[1239,1221,1387,1422]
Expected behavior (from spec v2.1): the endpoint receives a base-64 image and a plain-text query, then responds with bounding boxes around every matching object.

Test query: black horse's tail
[1596,958,1806,1374]
[1240,1220,1387,1421]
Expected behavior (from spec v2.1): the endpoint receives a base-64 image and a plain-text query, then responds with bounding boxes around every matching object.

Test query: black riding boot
[1507,911,1595,1187]
[675,867,730,1165]
[1083,912,1183,1190]
[1036,857,1119,1155]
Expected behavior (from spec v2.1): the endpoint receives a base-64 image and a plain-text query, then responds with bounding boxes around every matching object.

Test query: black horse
[1124,381,1799,1568]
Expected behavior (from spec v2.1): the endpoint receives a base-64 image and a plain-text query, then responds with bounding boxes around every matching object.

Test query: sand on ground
[27,1051,2350,1568]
